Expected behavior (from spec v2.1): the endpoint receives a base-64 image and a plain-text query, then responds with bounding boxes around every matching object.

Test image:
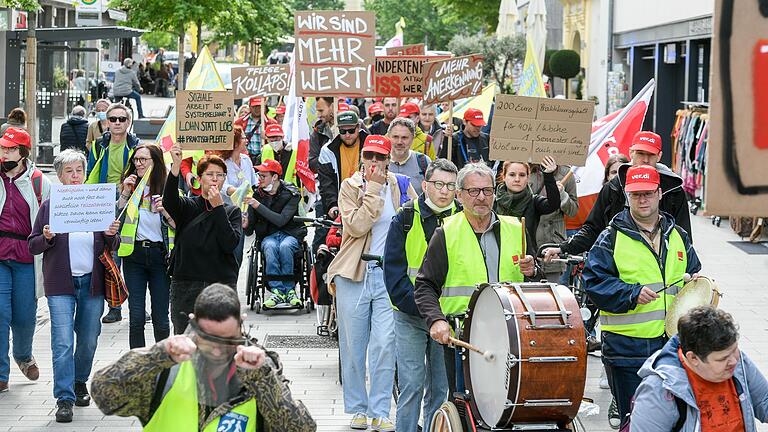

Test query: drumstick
[449,337,495,362]
[521,216,526,255]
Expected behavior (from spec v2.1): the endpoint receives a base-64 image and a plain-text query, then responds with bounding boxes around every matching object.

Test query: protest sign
[386,43,425,56]
[294,11,376,97]
[50,183,116,233]
[705,0,768,215]
[489,95,595,166]
[231,64,291,99]
[375,55,450,97]
[422,54,484,104]
[176,90,234,150]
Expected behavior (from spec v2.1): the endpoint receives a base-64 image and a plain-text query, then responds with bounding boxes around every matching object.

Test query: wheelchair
[245,236,314,314]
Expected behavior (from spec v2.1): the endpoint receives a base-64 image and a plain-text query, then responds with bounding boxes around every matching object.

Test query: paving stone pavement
[1,214,767,431]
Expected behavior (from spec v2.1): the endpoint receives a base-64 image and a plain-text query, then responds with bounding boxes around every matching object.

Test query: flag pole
[447,100,453,162]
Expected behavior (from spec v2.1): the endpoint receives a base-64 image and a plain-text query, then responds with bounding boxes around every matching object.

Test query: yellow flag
[518,35,546,97]
[231,180,254,213]
[124,166,153,221]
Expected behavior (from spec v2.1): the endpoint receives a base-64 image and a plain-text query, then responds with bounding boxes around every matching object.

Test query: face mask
[271,140,284,152]
[263,182,274,193]
[425,196,454,214]
[96,111,107,121]
[1,159,19,172]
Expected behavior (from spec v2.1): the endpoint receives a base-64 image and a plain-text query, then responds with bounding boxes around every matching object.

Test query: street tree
[431,0,501,34]
[209,0,292,64]
[449,33,525,93]
[292,0,344,10]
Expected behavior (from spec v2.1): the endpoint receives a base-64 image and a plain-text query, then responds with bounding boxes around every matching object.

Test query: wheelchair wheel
[430,401,464,432]
[246,244,258,311]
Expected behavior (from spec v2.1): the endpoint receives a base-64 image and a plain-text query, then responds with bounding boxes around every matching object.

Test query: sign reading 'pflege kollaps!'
[231,65,291,99]
[422,54,484,104]
[490,95,594,166]
[294,11,376,97]
[176,90,234,151]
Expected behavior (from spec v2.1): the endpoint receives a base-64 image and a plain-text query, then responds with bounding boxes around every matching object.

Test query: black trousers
[170,280,236,334]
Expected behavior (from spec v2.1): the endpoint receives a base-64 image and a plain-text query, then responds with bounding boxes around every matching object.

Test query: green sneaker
[264,292,283,308]
[287,290,302,307]
[349,413,367,430]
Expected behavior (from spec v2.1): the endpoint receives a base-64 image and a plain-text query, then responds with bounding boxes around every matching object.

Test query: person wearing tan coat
[327,134,416,432]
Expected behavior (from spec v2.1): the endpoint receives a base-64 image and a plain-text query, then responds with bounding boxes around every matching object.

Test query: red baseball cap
[362,135,392,155]
[275,105,286,115]
[0,127,31,148]
[265,124,284,138]
[338,102,351,112]
[368,102,384,115]
[399,102,420,117]
[630,131,662,154]
[463,108,486,127]
[248,97,263,107]
[255,158,283,176]
[625,165,660,192]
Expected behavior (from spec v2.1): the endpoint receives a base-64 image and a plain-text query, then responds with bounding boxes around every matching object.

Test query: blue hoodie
[631,336,768,431]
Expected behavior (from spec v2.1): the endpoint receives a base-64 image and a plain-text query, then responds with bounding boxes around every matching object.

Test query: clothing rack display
[671,105,709,212]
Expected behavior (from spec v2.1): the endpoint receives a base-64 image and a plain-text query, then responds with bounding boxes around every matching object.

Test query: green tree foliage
[141,31,177,51]
[549,49,581,79]
[2,0,40,10]
[449,33,525,93]
[292,0,344,10]
[431,0,501,34]
[208,0,291,49]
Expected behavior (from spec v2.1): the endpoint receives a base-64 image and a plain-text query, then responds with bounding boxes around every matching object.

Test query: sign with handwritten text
[231,65,291,99]
[176,90,234,150]
[422,54,484,104]
[375,55,450,97]
[490,95,595,166]
[386,43,425,56]
[294,11,376,97]
[50,184,116,233]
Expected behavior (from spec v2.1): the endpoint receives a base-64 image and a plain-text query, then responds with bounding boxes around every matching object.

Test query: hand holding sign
[541,156,558,173]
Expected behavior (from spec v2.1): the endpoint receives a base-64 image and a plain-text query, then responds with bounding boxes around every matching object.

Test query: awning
[7,26,145,43]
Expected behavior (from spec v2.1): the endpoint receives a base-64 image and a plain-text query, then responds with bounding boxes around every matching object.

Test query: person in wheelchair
[244,159,307,308]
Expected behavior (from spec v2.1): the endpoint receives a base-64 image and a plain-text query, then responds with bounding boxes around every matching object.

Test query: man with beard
[369,97,399,136]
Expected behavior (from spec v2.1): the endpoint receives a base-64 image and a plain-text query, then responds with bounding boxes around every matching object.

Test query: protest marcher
[543,131,692,260]
[439,108,494,171]
[179,150,216,197]
[59,105,89,153]
[327,135,416,431]
[631,306,768,431]
[495,157,562,253]
[419,103,446,159]
[369,97,399,136]
[387,117,430,195]
[164,145,242,334]
[582,164,701,429]
[365,101,384,127]
[91,283,316,431]
[220,126,258,267]
[262,124,299,187]
[415,163,539,392]
[309,96,336,172]
[28,149,121,422]
[0,127,50,393]
[244,159,306,308]
[384,158,459,432]
[605,154,630,185]
[274,105,286,126]
[398,102,434,159]
[0,107,26,135]
[86,99,111,154]
[116,144,174,349]
[112,58,145,119]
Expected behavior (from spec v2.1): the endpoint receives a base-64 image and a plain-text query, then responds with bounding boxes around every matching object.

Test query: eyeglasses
[339,127,357,135]
[362,151,388,162]
[427,180,457,191]
[462,187,494,197]
[108,116,129,123]
[1,146,19,152]
[132,157,151,164]
[203,172,226,179]
[628,191,657,200]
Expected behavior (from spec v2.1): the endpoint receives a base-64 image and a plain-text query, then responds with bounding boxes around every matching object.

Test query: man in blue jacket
[583,164,701,428]
[631,306,768,431]
[383,158,460,432]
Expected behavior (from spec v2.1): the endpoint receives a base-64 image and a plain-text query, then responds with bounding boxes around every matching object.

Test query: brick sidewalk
[1,215,767,431]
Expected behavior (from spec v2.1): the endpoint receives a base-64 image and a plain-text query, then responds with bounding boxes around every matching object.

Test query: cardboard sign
[489,95,595,166]
[50,184,116,233]
[386,43,425,56]
[294,11,376,97]
[375,55,450,97]
[422,54,484,104]
[705,0,768,216]
[176,90,235,150]
[231,64,290,99]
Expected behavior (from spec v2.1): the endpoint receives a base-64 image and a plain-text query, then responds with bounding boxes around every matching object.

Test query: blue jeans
[261,231,299,295]
[123,245,170,348]
[47,274,104,402]
[120,90,144,118]
[0,260,36,382]
[334,267,395,418]
[395,310,448,432]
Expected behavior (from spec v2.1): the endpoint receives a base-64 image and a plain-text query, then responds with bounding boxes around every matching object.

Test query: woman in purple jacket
[28,149,120,424]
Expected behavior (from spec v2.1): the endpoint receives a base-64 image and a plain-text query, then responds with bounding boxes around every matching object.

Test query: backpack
[395,174,411,206]
[31,169,43,206]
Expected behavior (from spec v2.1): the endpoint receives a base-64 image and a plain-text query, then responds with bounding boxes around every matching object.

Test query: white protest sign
[50,183,116,233]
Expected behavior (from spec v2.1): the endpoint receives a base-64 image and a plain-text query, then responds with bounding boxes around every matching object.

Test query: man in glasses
[387,117,430,195]
[91,283,316,431]
[415,163,539,391]
[582,164,701,429]
[384,158,460,432]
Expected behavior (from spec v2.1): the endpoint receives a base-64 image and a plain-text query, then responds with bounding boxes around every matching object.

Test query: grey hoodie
[631,336,768,431]
[113,66,141,97]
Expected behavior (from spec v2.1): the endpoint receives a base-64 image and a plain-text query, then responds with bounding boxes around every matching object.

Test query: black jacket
[494,171,561,252]
[438,130,494,171]
[369,118,391,136]
[309,120,333,173]
[560,163,691,255]
[317,129,368,213]
[244,181,307,241]
[59,116,89,152]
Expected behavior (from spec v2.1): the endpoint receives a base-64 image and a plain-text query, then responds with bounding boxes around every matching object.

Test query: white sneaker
[350,412,368,430]
[371,417,395,432]
[599,369,610,389]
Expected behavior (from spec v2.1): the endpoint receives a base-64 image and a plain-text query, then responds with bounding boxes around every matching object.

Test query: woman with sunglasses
[495,156,562,252]
[326,135,416,431]
[116,144,175,349]
[163,144,243,335]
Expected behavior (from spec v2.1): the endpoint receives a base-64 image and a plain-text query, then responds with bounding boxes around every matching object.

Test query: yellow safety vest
[86,146,135,184]
[117,191,175,257]
[404,200,457,284]
[441,212,524,316]
[261,144,298,187]
[144,361,258,432]
[601,228,687,338]
[410,126,435,159]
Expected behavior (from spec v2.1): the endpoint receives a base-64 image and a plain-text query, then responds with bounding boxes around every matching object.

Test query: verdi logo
[639,136,656,143]
[631,173,651,181]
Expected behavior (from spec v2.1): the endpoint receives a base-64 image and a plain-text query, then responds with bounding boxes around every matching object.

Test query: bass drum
[463,282,586,428]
